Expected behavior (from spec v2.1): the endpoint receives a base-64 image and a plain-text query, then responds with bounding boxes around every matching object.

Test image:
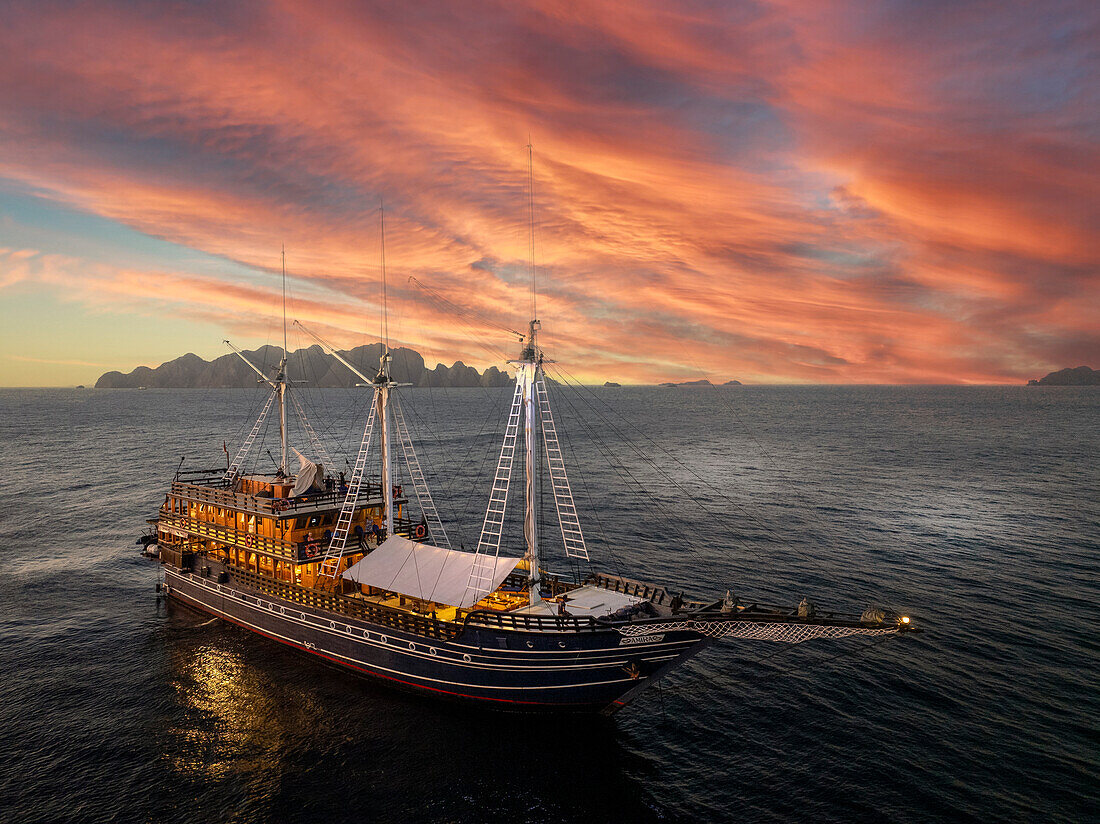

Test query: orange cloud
[0,0,1096,383]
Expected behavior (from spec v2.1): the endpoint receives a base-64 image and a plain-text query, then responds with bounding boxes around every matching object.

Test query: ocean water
[0,384,1097,823]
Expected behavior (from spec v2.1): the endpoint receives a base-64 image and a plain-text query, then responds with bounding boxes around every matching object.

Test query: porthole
[380,635,388,644]
[346,625,353,634]
[526,641,534,649]
[428,647,438,656]
[330,621,337,630]
[462,653,472,663]
[408,641,417,652]
[558,641,566,648]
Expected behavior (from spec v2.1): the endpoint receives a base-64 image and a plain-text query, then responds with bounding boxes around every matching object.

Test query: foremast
[223,248,292,480]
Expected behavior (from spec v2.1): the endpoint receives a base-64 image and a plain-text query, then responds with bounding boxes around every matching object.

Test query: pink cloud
[0,0,1096,383]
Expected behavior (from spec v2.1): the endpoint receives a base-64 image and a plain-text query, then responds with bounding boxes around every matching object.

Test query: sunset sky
[1,0,1096,386]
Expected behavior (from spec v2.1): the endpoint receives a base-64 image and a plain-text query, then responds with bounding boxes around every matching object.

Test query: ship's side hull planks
[164,566,707,713]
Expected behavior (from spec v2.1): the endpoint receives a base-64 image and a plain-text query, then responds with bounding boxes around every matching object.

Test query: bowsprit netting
[615,620,900,644]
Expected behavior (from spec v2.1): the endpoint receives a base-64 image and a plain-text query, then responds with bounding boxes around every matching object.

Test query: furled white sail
[290,448,324,496]
[342,535,518,608]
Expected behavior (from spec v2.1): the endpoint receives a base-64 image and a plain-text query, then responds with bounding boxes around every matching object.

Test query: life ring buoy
[274,499,289,512]
[413,523,426,539]
[306,542,320,557]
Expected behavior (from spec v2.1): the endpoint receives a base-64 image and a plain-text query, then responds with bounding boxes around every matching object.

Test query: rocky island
[1027,366,1100,386]
[95,343,512,389]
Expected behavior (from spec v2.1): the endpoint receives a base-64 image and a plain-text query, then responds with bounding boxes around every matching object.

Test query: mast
[377,204,394,536]
[278,247,289,474]
[523,142,541,605]
[521,321,541,605]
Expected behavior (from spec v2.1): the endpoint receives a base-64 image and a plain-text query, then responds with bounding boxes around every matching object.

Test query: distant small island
[656,378,742,386]
[95,343,513,389]
[1027,366,1100,386]
[603,381,621,387]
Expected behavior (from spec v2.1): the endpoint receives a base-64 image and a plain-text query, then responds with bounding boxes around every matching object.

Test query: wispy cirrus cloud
[0,0,1096,383]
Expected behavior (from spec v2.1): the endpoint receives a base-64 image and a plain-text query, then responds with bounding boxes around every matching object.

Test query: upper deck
[169,469,394,517]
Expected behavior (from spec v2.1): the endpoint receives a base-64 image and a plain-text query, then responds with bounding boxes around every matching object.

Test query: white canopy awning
[342,535,520,608]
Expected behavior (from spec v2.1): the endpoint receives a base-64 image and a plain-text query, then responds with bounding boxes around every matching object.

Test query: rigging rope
[547,365,797,567]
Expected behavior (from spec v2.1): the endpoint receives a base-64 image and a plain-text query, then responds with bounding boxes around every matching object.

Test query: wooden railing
[170,480,388,517]
[227,565,462,641]
[159,513,299,562]
[464,609,599,634]
[586,572,709,611]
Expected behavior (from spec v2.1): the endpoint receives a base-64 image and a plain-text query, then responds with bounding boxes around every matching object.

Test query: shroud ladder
[321,394,378,576]
[536,379,589,560]
[223,387,278,486]
[392,395,451,549]
[465,381,524,601]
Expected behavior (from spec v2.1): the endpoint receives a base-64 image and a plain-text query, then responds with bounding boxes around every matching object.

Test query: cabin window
[307,515,322,528]
[295,517,308,529]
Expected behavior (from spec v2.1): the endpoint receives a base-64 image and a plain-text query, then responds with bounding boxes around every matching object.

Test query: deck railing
[226,564,462,641]
[586,572,710,611]
[159,513,300,561]
[170,480,390,516]
[464,609,599,633]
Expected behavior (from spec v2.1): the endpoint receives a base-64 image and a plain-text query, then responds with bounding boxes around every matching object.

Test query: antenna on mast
[380,201,389,357]
[526,138,537,322]
[281,244,288,358]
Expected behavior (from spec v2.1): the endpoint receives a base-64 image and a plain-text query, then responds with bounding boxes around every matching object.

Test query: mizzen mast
[519,320,542,605]
[523,141,541,605]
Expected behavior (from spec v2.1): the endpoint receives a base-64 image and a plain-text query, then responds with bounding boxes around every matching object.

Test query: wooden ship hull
[162,557,709,714]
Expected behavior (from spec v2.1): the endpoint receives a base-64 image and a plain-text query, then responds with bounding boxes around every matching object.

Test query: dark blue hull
[164,565,711,714]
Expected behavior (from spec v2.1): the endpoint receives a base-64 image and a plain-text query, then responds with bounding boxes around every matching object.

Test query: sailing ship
[150,325,917,713]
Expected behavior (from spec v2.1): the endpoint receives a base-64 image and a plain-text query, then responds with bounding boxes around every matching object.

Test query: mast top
[374,349,393,385]
[518,319,541,364]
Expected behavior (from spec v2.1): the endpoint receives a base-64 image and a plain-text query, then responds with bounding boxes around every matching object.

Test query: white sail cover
[290,448,324,496]
[342,535,519,608]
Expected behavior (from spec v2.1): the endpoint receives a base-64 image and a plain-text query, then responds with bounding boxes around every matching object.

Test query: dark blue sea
[1,384,1097,823]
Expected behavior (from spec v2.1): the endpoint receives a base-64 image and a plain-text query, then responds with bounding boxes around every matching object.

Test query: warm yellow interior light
[901,615,911,624]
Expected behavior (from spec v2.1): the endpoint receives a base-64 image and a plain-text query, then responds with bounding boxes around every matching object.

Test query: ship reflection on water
[160,602,666,822]
[167,640,295,783]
